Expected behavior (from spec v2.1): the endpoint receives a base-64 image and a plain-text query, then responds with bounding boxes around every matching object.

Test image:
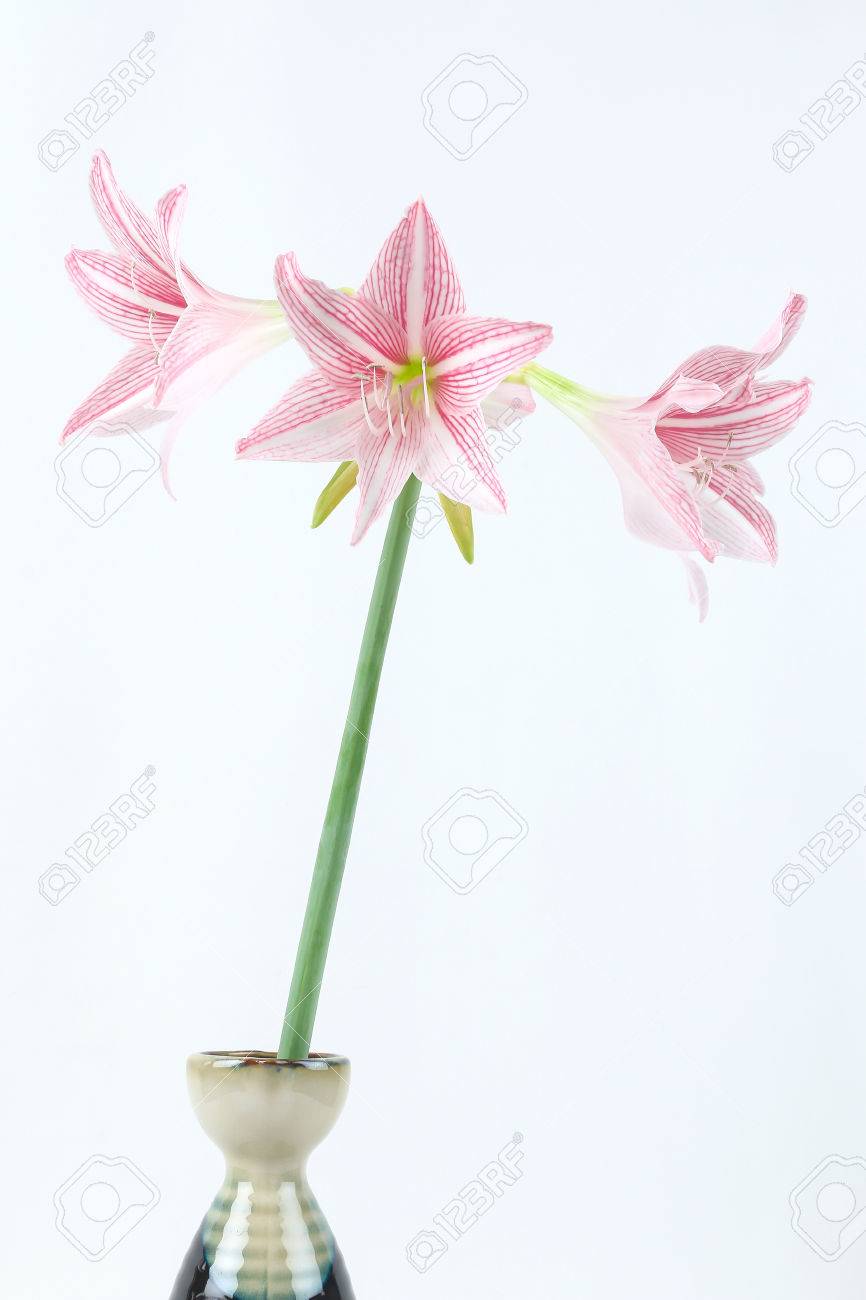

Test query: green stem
[278,473,422,1060]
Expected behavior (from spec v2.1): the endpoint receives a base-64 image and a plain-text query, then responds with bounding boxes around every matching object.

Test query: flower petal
[653,293,807,396]
[237,371,366,462]
[66,249,178,343]
[154,298,290,407]
[68,245,183,312]
[61,346,160,441]
[481,380,536,426]
[153,183,227,306]
[698,493,774,561]
[352,419,422,543]
[89,151,166,276]
[276,253,408,388]
[360,199,465,355]
[591,408,717,561]
[416,404,507,512]
[704,466,778,562]
[736,461,766,495]
[683,558,710,622]
[428,316,553,411]
[656,377,813,461]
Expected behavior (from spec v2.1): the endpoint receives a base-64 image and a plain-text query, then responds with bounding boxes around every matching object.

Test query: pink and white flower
[526,294,813,618]
[62,152,290,482]
[236,200,553,541]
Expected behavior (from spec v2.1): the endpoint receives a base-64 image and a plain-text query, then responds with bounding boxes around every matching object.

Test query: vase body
[171,1051,354,1300]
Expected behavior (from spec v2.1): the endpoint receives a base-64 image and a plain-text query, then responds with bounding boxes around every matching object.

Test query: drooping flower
[525,294,812,618]
[236,200,553,542]
[62,152,291,481]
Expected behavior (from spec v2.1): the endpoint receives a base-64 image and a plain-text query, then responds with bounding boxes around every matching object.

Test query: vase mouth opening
[193,1049,350,1071]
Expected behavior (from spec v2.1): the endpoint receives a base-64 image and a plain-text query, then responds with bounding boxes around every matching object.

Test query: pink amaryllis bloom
[62,152,290,480]
[236,200,553,541]
[525,294,812,618]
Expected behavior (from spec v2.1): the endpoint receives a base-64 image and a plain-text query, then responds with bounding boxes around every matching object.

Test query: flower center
[359,356,431,436]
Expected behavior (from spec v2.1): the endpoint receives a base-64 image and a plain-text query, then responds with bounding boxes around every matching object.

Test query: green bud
[312,461,358,528]
[438,493,474,564]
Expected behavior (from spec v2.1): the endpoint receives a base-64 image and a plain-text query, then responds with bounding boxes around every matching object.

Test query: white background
[5,0,866,1296]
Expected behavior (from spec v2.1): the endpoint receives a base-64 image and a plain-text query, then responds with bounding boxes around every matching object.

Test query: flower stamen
[146,309,161,360]
[360,378,377,434]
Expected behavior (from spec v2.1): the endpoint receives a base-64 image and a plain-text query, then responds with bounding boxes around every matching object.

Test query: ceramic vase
[170,1051,354,1299]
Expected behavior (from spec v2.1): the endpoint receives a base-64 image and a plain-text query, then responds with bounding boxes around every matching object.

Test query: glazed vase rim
[191,1049,350,1070]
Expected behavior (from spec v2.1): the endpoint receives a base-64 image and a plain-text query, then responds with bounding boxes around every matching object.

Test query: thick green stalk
[278,474,422,1060]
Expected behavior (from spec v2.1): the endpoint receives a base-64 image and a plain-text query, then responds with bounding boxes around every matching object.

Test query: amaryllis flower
[62,152,290,481]
[236,200,553,541]
[525,294,812,618]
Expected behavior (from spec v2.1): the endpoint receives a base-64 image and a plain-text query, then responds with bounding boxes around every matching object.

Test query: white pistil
[421,356,430,417]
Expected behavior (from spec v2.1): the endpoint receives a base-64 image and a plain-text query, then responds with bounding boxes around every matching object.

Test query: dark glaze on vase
[170,1052,355,1300]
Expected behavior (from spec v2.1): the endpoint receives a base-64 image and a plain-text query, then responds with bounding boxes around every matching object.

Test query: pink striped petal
[481,380,536,425]
[351,419,422,543]
[587,405,717,561]
[154,300,289,406]
[427,316,553,411]
[360,199,465,354]
[641,376,724,415]
[704,466,777,562]
[657,377,813,462]
[61,346,159,441]
[67,246,183,312]
[276,253,408,389]
[736,461,766,495]
[750,292,808,369]
[416,404,507,512]
[683,558,710,622]
[653,294,807,396]
[153,183,223,307]
[66,249,178,344]
[154,184,185,274]
[89,151,167,276]
[237,372,366,461]
[698,494,773,562]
